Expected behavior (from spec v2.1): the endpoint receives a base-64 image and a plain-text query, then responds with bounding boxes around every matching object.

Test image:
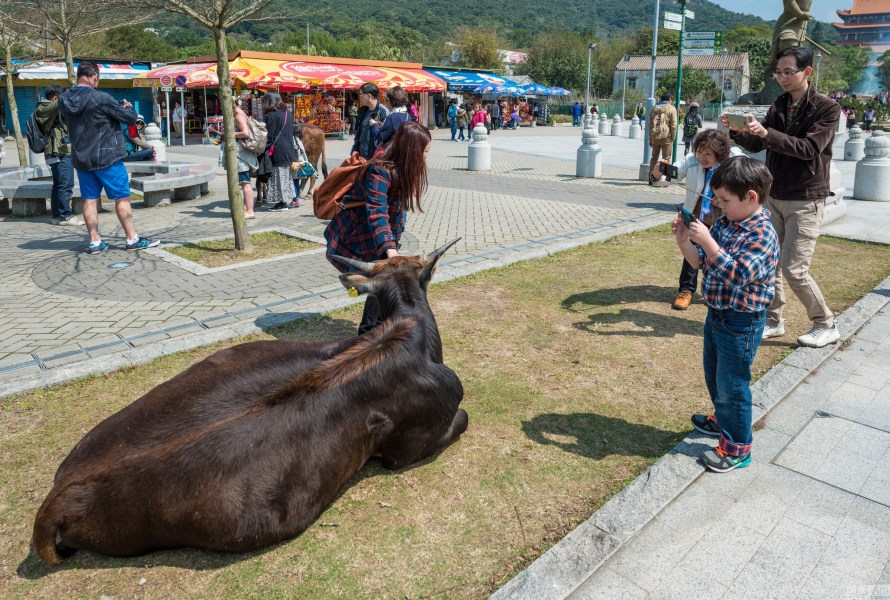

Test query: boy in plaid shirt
[673,156,780,473]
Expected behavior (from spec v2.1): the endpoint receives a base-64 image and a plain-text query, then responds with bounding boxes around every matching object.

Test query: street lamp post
[719,47,729,109]
[815,51,823,92]
[586,42,597,127]
[622,54,630,120]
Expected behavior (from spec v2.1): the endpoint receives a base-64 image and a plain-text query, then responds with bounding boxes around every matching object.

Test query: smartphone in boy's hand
[677,204,695,227]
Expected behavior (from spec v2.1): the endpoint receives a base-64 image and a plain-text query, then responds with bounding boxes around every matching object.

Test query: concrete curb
[0,211,671,398]
[490,273,890,600]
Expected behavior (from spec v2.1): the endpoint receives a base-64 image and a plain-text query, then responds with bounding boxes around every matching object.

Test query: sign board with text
[160,86,173,92]
[683,48,715,56]
[663,20,682,30]
[664,11,682,22]
[685,39,723,48]
[175,86,187,92]
[685,9,695,19]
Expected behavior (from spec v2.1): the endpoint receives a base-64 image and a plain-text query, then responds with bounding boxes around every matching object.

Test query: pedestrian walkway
[3,125,890,599]
[0,127,682,396]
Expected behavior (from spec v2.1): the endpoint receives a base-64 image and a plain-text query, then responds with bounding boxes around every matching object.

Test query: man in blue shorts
[59,61,160,254]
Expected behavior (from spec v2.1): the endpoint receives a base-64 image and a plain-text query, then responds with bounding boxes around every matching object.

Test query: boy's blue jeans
[450,121,458,140]
[703,307,766,457]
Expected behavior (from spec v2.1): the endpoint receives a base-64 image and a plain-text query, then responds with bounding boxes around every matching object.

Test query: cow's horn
[329,254,376,274]
[425,238,461,262]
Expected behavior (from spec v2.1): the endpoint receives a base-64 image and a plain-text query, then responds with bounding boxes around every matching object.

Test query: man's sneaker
[86,241,108,255]
[269,201,289,212]
[672,290,694,310]
[797,324,840,348]
[56,216,83,226]
[762,320,785,339]
[701,447,752,473]
[125,237,160,250]
[691,414,721,437]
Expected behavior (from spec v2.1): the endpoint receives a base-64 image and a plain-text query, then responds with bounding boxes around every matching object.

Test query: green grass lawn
[3,226,888,599]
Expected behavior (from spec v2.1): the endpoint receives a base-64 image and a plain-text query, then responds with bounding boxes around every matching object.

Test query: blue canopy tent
[548,86,572,96]
[521,83,553,96]
[430,69,522,91]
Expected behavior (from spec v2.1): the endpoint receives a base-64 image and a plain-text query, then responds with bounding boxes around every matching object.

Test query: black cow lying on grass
[32,239,467,565]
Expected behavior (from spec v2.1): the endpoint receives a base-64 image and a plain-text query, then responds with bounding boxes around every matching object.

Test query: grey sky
[705,0,853,25]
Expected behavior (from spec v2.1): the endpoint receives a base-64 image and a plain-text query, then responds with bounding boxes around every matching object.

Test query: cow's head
[332,238,460,297]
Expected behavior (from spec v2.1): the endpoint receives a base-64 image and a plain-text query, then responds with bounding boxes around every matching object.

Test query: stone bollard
[598,113,610,135]
[576,116,603,177]
[629,115,642,139]
[853,131,890,201]
[844,124,865,161]
[468,124,491,171]
[144,122,166,161]
[611,114,624,137]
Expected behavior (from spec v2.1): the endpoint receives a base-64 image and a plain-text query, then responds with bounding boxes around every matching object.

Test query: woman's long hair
[261,91,286,113]
[367,122,431,213]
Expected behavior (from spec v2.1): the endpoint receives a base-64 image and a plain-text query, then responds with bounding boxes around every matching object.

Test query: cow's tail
[320,142,328,178]
[32,487,74,565]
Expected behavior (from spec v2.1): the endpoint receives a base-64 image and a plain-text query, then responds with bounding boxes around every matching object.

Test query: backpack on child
[683,116,700,138]
[25,112,50,154]
[651,109,671,140]
[312,151,367,219]
[239,116,268,154]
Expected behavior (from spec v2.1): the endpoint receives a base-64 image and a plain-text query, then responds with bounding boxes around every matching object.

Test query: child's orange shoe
[672,290,693,310]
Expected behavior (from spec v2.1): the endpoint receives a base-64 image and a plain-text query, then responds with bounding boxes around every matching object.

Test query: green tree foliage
[736,37,772,90]
[507,28,534,51]
[724,25,771,52]
[818,45,870,93]
[455,27,502,69]
[74,26,178,61]
[656,66,719,104]
[630,27,679,56]
[517,30,590,92]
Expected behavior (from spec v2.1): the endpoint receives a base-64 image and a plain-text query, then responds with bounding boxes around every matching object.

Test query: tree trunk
[64,38,75,86]
[4,43,27,165]
[213,27,251,253]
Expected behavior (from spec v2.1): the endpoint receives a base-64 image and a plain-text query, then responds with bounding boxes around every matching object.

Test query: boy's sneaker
[762,320,785,339]
[125,237,160,250]
[691,414,721,437]
[797,324,840,348]
[86,241,108,255]
[701,447,752,473]
[270,201,289,212]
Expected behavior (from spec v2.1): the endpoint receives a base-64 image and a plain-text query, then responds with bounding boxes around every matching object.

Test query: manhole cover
[107,262,133,270]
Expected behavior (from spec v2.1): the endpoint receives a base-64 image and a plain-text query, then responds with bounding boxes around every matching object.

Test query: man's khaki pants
[766,197,834,329]
[649,139,673,174]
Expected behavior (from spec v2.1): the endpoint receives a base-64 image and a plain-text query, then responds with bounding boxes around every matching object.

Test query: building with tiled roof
[834,0,890,55]
[611,53,749,103]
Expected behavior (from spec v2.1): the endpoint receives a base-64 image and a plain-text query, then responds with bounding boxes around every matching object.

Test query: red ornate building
[834,0,890,55]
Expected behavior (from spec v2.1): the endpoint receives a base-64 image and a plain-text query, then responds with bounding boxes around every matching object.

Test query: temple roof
[837,0,890,17]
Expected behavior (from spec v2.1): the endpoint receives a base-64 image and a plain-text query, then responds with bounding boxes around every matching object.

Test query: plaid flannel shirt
[325,164,405,273]
[696,209,779,313]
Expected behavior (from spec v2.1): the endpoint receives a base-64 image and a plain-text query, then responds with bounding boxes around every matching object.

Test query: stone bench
[129,163,214,207]
[0,161,215,215]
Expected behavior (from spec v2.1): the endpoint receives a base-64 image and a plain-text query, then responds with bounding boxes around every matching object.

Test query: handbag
[266,110,289,157]
[296,161,316,178]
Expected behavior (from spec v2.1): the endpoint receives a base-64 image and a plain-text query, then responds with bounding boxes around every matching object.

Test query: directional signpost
[682,31,723,56]
[664,10,682,30]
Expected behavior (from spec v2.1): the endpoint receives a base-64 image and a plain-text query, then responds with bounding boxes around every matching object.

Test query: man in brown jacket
[648,92,678,184]
[723,46,841,348]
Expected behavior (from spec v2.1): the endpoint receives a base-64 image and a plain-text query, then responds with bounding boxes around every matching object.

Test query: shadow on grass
[562,285,701,338]
[522,412,684,460]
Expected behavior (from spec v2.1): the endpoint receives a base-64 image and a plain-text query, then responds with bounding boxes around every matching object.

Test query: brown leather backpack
[312,151,367,219]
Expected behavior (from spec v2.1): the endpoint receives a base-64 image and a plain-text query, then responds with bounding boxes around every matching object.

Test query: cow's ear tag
[348,287,359,297]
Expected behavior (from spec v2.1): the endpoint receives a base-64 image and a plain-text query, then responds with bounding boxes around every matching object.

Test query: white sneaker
[762,321,785,339]
[797,324,840,348]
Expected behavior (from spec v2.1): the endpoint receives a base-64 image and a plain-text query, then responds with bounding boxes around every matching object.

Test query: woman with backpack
[682,102,703,156]
[324,122,432,334]
[261,91,298,211]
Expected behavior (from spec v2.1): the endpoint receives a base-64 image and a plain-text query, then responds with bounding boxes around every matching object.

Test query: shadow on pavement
[522,412,683,460]
[563,284,675,308]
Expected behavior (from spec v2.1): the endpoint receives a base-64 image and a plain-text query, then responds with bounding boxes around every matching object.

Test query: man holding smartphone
[722,46,841,348]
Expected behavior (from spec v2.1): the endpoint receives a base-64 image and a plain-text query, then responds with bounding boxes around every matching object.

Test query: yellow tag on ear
[348,287,359,297]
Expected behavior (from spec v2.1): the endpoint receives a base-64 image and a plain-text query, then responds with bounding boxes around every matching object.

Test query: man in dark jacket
[724,46,841,348]
[59,61,159,254]
[351,82,389,159]
[35,84,81,226]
